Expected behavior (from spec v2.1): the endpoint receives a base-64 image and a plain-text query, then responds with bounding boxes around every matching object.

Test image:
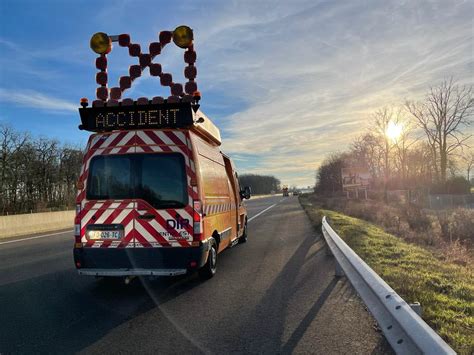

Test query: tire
[199,239,217,280]
[238,221,248,244]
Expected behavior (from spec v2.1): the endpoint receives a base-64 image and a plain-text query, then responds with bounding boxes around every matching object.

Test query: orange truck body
[73,109,248,278]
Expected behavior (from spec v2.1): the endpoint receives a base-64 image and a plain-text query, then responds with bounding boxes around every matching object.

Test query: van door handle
[138,213,155,220]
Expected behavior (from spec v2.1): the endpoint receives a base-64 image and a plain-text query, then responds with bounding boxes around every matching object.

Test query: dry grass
[300,195,474,354]
[302,194,473,266]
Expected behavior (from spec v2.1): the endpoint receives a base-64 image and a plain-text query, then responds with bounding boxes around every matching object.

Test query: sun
[386,121,403,141]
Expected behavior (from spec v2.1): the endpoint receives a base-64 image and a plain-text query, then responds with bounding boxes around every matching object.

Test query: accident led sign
[78,103,194,132]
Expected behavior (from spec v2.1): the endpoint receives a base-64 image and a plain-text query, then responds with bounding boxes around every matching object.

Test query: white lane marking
[0,230,73,245]
[248,203,277,222]
[246,195,289,222]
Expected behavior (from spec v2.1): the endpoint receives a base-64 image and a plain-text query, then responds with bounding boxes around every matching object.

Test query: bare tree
[0,125,83,215]
[351,133,383,180]
[372,106,403,199]
[0,124,29,213]
[406,78,473,184]
[392,116,418,188]
[460,148,474,182]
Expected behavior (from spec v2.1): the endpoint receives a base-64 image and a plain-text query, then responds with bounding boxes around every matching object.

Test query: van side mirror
[240,186,251,200]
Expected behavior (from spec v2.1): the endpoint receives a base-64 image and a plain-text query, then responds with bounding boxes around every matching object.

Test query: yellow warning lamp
[80,97,89,108]
[173,25,193,48]
[90,32,112,54]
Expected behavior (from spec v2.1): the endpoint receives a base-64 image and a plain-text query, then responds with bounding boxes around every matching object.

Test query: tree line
[0,124,83,215]
[0,124,282,213]
[316,79,473,195]
[239,174,281,195]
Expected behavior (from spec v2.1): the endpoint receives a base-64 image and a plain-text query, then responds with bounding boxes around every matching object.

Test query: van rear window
[87,153,188,209]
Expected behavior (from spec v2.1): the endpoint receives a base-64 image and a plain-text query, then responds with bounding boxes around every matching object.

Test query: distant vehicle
[282,186,289,197]
[292,191,299,196]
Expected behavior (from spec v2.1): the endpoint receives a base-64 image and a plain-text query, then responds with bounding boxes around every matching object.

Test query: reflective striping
[135,220,168,247]
[76,129,198,249]
[94,208,115,224]
[203,202,236,216]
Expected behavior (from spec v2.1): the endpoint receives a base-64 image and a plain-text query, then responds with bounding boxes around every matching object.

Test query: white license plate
[88,230,123,240]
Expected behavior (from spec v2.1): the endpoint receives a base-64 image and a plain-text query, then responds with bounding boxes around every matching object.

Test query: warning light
[173,25,193,48]
[79,98,89,108]
[193,90,201,100]
[90,32,112,54]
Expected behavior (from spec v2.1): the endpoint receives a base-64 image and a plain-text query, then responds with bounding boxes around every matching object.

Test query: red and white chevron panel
[80,201,136,248]
[76,129,198,249]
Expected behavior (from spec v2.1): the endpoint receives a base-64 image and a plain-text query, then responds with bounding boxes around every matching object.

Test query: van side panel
[191,134,233,251]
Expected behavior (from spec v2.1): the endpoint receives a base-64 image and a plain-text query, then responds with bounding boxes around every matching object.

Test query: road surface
[0,196,391,354]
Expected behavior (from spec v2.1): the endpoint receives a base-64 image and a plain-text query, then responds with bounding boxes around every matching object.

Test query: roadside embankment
[299,194,474,354]
[0,211,74,239]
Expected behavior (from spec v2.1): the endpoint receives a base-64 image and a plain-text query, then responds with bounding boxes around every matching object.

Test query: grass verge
[300,195,474,354]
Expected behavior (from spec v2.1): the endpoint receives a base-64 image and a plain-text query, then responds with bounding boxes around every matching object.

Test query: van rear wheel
[199,239,217,280]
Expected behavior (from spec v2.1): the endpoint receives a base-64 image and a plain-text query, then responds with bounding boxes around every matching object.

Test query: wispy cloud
[0,89,77,113]
[0,0,472,186]
[192,0,474,186]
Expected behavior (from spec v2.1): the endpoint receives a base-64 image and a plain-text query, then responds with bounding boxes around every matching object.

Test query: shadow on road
[280,277,339,353]
[234,229,323,353]
[0,268,204,354]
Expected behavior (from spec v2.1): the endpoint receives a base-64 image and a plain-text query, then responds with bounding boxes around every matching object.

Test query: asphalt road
[0,196,391,354]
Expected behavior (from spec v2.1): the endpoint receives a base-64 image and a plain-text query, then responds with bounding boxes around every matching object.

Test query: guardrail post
[325,245,333,256]
[335,261,344,277]
[410,302,422,317]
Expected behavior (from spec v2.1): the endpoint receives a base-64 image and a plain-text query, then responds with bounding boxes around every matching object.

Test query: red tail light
[74,204,82,245]
[193,200,203,241]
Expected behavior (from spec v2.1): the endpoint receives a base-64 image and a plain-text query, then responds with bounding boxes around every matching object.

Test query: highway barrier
[0,211,74,239]
[321,216,455,355]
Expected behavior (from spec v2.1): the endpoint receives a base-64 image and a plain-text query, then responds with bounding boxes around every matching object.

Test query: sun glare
[386,121,403,141]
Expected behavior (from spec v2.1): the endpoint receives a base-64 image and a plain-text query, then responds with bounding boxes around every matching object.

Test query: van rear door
[133,153,193,247]
[82,153,136,248]
[133,130,195,248]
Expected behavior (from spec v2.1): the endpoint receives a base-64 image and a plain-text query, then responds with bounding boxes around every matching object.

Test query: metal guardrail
[321,216,456,355]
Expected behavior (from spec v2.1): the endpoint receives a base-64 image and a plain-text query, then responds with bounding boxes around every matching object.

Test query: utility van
[74,104,250,279]
[74,27,250,280]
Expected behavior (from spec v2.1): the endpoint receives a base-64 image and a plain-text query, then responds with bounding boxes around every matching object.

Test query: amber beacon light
[173,25,193,48]
[90,32,112,54]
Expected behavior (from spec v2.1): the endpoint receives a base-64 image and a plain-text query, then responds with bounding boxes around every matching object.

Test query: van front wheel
[238,221,248,244]
[199,239,217,280]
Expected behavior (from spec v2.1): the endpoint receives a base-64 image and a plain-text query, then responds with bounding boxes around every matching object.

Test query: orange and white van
[73,102,250,279]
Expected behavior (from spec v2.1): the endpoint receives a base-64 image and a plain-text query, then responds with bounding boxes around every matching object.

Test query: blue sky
[0,0,472,187]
